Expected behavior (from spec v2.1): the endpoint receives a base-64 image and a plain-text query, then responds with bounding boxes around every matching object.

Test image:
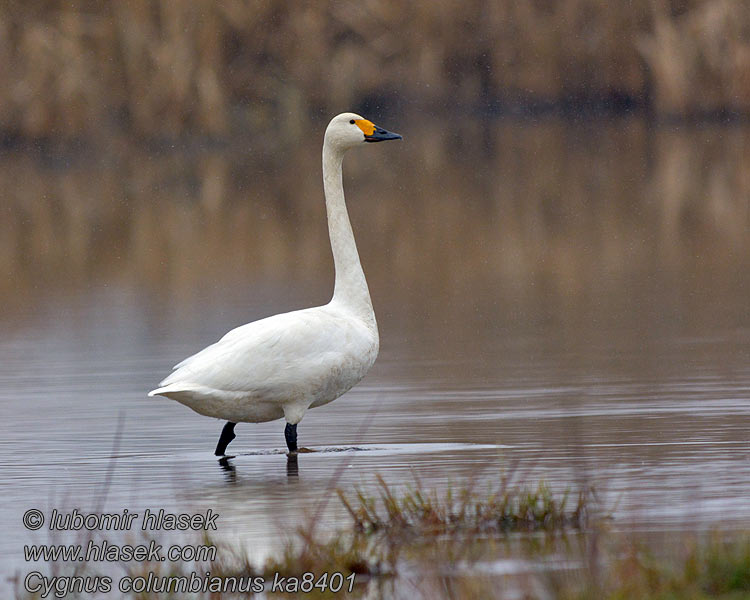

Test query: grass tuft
[264,475,597,585]
[337,475,592,537]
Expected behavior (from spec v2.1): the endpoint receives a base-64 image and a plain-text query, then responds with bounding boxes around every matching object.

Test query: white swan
[148,113,401,455]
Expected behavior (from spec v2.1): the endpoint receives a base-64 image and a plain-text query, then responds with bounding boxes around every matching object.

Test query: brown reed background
[2,0,750,141]
[1,1,748,337]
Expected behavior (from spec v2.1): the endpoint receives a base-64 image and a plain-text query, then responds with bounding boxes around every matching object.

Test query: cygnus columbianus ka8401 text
[148,113,401,455]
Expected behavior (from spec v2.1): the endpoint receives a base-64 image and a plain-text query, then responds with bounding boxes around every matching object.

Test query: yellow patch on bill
[354,119,376,136]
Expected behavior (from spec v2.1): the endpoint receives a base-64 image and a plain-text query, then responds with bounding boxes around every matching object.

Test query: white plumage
[148,112,401,454]
[150,305,378,424]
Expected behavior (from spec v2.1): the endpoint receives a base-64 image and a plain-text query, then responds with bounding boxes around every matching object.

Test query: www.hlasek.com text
[25,539,216,563]
[24,571,357,598]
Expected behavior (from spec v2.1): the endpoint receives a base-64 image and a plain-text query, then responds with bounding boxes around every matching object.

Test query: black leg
[215,421,236,456]
[284,422,298,453]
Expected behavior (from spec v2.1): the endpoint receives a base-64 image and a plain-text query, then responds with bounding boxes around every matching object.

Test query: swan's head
[324,112,402,151]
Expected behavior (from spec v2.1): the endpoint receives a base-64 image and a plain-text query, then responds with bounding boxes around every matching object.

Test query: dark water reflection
[1,117,749,582]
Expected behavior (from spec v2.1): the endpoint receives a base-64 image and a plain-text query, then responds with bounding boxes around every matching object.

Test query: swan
[148,113,401,456]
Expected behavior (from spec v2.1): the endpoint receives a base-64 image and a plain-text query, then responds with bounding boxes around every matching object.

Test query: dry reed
[1,1,750,141]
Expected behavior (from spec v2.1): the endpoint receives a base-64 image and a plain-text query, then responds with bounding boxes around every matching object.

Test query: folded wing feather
[155,306,371,399]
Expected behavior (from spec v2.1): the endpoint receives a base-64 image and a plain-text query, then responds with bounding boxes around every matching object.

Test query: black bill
[364,127,402,142]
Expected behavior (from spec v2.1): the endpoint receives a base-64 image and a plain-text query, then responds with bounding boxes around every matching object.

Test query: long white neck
[322,141,376,328]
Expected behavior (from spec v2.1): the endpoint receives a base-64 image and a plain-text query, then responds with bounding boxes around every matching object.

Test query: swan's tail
[148,383,201,398]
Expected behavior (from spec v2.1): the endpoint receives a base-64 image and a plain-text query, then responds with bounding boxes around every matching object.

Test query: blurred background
[2,0,750,140]
[1,0,749,589]
[1,0,749,310]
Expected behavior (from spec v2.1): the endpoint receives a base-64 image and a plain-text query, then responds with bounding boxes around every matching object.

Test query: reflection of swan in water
[217,454,298,480]
[218,457,236,482]
[286,454,299,478]
[149,113,401,456]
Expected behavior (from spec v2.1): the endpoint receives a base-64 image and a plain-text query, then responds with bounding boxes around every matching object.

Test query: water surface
[1,117,749,590]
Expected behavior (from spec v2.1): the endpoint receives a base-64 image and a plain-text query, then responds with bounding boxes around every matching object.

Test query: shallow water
[1,116,749,591]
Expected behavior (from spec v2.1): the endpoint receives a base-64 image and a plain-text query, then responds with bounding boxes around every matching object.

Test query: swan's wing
[169,316,275,371]
[150,307,372,398]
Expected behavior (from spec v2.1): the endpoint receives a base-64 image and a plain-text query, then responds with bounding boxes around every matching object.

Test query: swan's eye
[349,120,355,124]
